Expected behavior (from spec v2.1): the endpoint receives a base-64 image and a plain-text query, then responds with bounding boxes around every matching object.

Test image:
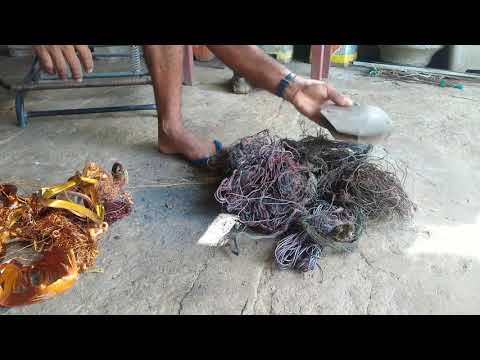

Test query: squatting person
[32,45,353,165]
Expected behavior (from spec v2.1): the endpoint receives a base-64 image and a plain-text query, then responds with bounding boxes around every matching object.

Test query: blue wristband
[275,73,297,98]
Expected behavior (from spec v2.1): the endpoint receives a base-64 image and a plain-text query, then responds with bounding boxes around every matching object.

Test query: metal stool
[13,45,195,128]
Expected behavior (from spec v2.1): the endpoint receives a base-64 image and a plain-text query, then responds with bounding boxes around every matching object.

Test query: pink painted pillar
[310,45,332,80]
[183,45,194,86]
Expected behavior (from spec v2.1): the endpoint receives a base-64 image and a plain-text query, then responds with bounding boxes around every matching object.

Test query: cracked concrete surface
[1,56,480,314]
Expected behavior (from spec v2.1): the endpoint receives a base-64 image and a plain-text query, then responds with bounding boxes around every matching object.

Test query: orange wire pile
[0,162,133,307]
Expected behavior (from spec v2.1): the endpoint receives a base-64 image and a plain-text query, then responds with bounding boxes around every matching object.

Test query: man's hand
[286,77,353,129]
[32,45,94,81]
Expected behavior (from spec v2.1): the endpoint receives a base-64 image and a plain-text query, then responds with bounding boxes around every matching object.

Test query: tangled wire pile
[0,162,133,307]
[215,131,315,234]
[215,130,415,272]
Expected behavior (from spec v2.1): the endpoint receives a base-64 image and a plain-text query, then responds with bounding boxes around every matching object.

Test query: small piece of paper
[197,213,239,247]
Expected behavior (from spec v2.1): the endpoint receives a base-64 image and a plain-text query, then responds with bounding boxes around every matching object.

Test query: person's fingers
[326,84,353,107]
[49,46,69,80]
[75,45,94,73]
[32,46,55,74]
[61,46,83,81]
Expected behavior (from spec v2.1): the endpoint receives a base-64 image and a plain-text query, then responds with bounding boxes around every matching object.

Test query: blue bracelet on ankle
[275,73,297,98]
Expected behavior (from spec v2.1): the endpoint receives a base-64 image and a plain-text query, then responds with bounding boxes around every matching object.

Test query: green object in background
[368,67,381,77]
[439,79,464,90]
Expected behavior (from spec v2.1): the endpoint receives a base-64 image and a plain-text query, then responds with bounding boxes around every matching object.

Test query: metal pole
[28,104,157,118]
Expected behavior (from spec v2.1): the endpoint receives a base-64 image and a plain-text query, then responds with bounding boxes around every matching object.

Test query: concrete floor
[1,56,480,315]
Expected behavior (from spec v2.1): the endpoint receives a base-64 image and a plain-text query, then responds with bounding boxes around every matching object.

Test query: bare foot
[158,123,217,162]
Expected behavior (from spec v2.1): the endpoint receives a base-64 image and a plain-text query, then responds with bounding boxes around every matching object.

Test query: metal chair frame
[13,45,195,128]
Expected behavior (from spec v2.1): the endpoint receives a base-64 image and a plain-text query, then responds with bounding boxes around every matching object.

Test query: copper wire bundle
[5,210,98,272]
[301,201,363,249]
[215,130,415,272]
[103,193,134,225]
[274,232,322,272]
[314,156,413,220]
[215,131,316,234]
[0,162,133,307]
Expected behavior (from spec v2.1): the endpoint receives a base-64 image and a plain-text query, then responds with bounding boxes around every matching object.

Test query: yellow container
[330,45,358,67]
[309,45,357,67]
[260,45,294,64]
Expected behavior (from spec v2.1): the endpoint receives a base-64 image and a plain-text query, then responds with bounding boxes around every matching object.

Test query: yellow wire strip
[40,176,104,224]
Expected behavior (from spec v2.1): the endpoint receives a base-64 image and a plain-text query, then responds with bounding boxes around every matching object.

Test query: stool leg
[16,92,28,128]
[321,45,332,79]
[310,45,332,80]
[183,45,194,86]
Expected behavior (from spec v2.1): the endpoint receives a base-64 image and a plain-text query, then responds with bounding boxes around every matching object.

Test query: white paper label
[197,213,239,247]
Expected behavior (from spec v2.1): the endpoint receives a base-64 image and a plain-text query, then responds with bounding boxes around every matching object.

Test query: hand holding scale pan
[319,103,393,144]
[290,79,392,144]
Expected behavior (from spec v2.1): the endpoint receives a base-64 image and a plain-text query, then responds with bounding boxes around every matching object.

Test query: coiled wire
[129,45,143,74]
